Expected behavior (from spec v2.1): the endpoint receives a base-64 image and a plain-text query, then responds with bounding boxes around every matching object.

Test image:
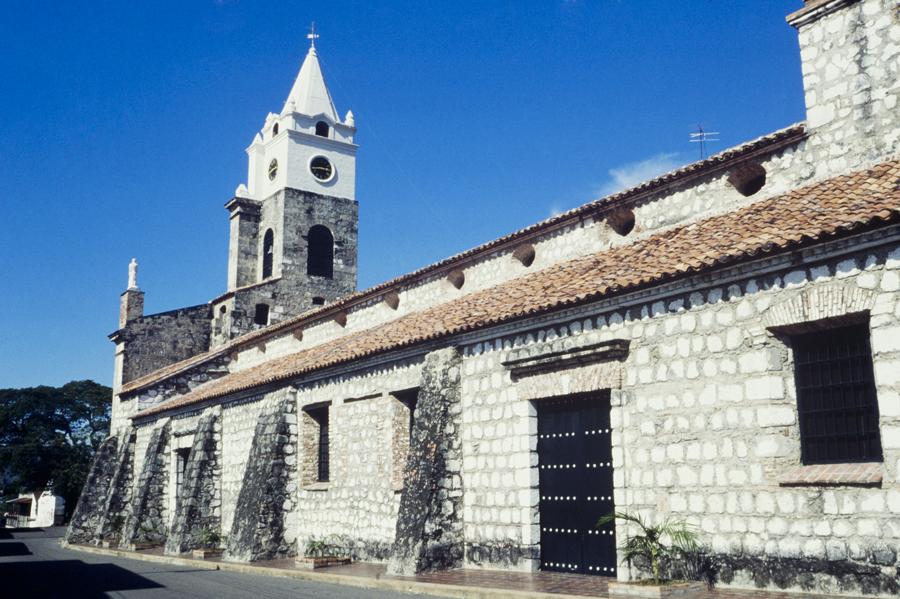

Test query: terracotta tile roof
[121,124,806,396]
[134,160,900,419]
[786,0,856,28]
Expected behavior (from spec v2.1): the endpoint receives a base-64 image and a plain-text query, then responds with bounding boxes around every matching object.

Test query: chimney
[787,0,899,173]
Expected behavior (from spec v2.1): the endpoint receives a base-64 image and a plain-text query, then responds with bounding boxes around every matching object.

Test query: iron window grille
[175,448,190,509]
[311,407,330,482]
[791,322,882,465]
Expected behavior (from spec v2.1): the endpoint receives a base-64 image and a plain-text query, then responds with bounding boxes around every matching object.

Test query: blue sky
[0,1,806,388]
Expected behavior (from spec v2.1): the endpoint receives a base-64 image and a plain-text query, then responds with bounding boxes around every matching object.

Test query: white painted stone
[745,376,784,400]
[754,435,791,458]
[881,425,900,449]
[756,405,796,427]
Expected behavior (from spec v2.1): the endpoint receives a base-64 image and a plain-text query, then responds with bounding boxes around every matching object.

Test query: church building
[68,1,900,595]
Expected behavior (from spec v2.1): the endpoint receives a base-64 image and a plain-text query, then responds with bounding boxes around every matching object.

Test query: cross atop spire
[307,22,319,49]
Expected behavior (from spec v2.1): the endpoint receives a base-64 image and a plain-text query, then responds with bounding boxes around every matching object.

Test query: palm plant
[598,511,699,585]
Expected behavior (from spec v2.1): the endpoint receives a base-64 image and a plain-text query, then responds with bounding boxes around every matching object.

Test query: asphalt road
[0,527,433,599]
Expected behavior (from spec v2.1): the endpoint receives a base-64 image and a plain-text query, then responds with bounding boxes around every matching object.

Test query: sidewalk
[62,541,870,599]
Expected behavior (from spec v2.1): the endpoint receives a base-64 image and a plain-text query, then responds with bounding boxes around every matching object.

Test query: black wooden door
[537,392,616,576]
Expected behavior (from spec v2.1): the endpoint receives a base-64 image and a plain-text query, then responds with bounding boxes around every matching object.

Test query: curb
[60,541,595,599]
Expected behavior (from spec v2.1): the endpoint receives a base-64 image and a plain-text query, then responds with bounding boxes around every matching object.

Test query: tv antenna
[690,124,719,160]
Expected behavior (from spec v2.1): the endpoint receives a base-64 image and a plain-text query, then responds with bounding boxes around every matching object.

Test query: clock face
[268,159,278,181]
[309,156,333,181]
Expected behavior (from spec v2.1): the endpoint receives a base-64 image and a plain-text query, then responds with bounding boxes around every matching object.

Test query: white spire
[282,25,338,121]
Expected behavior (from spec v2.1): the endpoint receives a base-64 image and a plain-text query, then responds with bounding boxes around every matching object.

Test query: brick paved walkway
[328,563,867,598]
[225,557,867,599]
[124,546,867,599]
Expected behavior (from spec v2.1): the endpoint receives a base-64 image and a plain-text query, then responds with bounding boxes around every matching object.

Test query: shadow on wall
[0,561,164,596]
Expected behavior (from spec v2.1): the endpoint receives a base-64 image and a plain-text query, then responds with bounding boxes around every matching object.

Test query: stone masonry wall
[459,240,900,596]
[95,427,136,543]
[119,304,211,385]
[218,188,358,343]
[165,407,222,555]
[224,391,298,562]
[122,421,170,548]
[219,396,266,534]
[293,360,421,562]
[796,0,899,178]
[388,348,464,575]
[131,355,231,415]
[65,433,120,544]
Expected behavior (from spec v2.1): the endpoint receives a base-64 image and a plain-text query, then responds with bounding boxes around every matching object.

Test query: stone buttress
[388,348,464,575]
[65,428,134,543]
[95,427,136,544]
[224,392,298,562]
[165,407,223,555]
[122,420,170,548]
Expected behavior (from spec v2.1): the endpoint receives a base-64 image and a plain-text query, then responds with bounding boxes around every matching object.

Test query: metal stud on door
[537,392,616,576]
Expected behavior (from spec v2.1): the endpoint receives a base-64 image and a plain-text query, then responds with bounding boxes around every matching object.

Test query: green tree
[0,380,111,522]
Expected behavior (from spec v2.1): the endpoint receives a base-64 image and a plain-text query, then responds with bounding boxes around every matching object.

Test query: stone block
[754,435,791,457]
[745,376,785,401]
[756,405,796,427]
[882,425,900,449]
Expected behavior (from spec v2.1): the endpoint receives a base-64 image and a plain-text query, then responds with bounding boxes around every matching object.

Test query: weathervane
[307,22,320,49]
[689,124,719,160]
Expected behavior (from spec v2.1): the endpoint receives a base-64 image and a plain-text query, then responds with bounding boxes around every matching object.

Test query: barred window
[791,322,882,465]
[310,407,330,482]
[175,448,190,509]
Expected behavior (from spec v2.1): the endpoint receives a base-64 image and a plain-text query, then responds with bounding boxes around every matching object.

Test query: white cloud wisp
[595,152,682,198]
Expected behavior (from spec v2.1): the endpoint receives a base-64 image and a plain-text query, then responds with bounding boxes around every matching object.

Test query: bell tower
[244,27,357,202]
[219,28,358,344]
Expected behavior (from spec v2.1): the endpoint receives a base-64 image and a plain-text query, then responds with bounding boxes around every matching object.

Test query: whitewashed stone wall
[456,241,900,596]
[796,0,900,177]
[166,413,201,527]
[220,395,266,535]
[293,360,422,560]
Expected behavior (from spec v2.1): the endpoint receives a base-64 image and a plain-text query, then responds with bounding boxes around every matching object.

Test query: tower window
[315,121,329,137]
[312,296,325,306]
[272,123,279,136]
[307,225,334,278]
[262,229,274,279]
[254,303,270,326]
[791,322,882,465]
